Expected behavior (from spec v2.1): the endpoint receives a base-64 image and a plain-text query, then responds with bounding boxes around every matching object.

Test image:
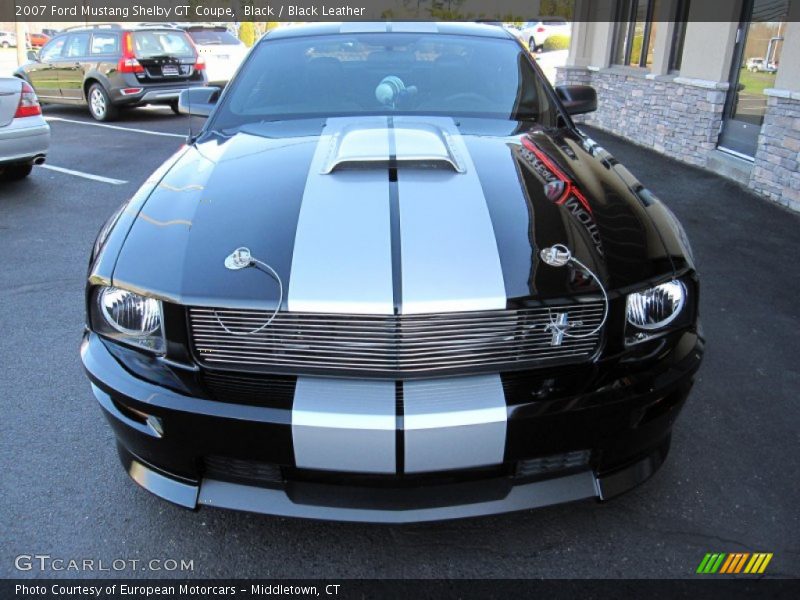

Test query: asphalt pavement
[1,105,798,579]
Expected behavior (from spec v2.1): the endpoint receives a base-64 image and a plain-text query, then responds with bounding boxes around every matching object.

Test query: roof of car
[264,22,514,42]
[55,24,183,35]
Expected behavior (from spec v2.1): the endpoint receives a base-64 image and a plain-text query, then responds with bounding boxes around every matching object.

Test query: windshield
[133,31,195,58]
[188,29,240,46]
[209,33,557,131]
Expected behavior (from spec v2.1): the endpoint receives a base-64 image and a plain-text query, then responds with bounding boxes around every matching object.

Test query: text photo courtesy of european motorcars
[81,22,703,523]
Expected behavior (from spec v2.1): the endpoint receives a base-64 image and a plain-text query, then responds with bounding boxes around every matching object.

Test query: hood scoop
[321,123,464,174]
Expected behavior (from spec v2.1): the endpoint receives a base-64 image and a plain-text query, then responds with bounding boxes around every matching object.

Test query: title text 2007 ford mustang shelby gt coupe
[81,23,703,523]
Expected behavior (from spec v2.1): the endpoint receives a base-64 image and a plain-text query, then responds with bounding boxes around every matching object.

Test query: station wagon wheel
[1,41,9,49]
[87,83,118,122]
[528,37,538,52]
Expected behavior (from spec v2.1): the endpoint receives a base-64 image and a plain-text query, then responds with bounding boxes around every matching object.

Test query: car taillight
[15,81,41,118]
[118,32,144,74]
[537,26,546,32]
[186,37,205,71]
[118,58,144,73]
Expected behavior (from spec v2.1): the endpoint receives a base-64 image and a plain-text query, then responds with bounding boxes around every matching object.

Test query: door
[56,33,91,101]
[718,0,788,158]
[26,36,67,100]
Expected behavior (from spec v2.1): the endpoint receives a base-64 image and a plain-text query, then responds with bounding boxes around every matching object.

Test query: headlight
[626,280,686,343]
[93,287,165,353]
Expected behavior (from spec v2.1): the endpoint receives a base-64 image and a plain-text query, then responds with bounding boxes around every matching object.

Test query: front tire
[1,41,9,49]
[1,164,33,181]
[528,37,538,53]
[87,83,118,122]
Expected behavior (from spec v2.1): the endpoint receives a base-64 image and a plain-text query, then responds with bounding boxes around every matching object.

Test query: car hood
[108,116,675,313]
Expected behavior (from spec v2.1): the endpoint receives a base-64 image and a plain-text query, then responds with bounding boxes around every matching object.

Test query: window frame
[613,0,658,69]
[89,32,120,57]
[39,36,67,62]
[668,0,691,72]
[64,32,91,58]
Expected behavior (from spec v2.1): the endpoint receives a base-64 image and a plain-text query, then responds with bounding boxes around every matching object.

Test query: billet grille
[188,303,604,376]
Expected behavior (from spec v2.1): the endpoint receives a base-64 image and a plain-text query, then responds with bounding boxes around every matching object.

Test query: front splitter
[118,441,669,523]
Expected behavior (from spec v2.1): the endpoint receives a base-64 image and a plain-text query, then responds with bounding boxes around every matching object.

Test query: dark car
[82,23,703,523]
[16,24,206,121]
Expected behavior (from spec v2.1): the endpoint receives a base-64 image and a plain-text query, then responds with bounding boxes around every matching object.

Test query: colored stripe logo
[696,553,773,574]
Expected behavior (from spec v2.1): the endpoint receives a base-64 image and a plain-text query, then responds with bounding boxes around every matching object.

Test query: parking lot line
[45,116,187,139]
[39,164,128,185]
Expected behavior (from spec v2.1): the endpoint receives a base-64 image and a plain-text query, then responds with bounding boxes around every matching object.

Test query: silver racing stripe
[292,377,396,473]
[291,375,508,474]
[288,117,510,474]
[289,116,507,314]
[403,374,507,473]
[394,116,507,314]
[288,117,394,314]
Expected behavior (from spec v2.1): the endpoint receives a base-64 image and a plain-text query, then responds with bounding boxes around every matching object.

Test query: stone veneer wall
[751,93,800,212]
[557,66,800,212]
[555,66,726,167]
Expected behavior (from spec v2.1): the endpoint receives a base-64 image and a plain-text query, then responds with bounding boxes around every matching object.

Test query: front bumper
[0,116,49,165]
[81,330,703,523]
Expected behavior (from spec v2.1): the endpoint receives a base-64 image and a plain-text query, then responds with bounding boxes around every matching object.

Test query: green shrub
[629,34,644,65]
[543,34,571,52]
[539,0,574,20]
[238,22,255,47]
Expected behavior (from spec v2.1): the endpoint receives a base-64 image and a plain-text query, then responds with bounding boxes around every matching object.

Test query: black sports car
[82,22,703,523]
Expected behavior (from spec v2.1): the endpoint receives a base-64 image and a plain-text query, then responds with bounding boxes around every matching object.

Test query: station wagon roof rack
[61,23,122,32]
[179,23,228,30]
[136,22,180,29]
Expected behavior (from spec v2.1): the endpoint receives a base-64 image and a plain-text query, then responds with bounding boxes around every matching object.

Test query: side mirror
[27,50,38,62]
[556,84,598,116]
[177,86,221,118]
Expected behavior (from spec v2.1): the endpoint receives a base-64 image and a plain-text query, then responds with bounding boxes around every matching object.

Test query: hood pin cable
[214,247,283,336]
[539,244,609,338]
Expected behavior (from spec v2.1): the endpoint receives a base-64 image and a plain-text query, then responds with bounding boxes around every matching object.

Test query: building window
[613,0,660,68]
[669,0,691,71]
